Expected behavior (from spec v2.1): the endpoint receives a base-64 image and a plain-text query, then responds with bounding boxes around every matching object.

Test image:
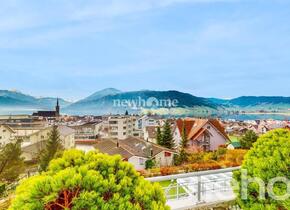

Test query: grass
[158,180,187,198]
[229,135,240,142]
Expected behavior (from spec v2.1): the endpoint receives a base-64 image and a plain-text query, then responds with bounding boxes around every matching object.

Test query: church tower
[56,98,60,116]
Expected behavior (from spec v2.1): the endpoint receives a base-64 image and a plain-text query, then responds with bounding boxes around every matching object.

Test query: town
[1,1,290,209]
[0,101,288,170]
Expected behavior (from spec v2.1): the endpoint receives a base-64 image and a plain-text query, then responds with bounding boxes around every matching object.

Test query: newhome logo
[113,97,179,108]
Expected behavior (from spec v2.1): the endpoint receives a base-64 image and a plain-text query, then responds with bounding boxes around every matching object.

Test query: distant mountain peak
[81,88,122,102]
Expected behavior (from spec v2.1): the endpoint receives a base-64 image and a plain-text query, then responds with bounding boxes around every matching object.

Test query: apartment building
[107,115,142,140]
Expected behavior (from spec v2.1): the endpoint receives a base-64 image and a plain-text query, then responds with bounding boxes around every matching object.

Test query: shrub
[187,152,204,163]
[145,159,155,169]
[233,129,290,210]
[0,182,5,196]
[223,149,247,165]
[9,150,169,210]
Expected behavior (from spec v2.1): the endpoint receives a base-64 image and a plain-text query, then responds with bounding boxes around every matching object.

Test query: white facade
[136,115,158,130]
[128,156,148,170]
[173,121,228,152]
[0,125,15,146]
[107,116,142,139]
[127,151,174,170]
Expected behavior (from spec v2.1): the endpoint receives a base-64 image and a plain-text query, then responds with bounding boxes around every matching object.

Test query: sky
[0,0,290,101]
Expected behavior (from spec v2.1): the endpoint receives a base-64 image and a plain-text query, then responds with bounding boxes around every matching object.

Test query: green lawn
[158,180,187,199]
[229,135,240,142]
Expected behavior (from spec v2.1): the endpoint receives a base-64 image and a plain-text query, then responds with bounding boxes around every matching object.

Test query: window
[139,158,145,165]
[3,130,6,133]
[109,121,118,124]
[164,152,171,157]
[0,136,2,139]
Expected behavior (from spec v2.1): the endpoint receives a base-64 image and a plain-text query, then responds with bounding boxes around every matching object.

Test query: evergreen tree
[240,130,258,149]
[161,120,174,149]
[0,139,24,182]
[39,125,62,172]
[156,127,163,145]
[180,121,188,148]
[178,121,188,164]
[125,110,129,116]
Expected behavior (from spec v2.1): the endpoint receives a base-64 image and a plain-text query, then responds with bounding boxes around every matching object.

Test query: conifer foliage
[10,150,169,210]
[0,140,24,182]
[156,127,163,145]
[162,120,174,149]
[39,125,62,172]
[157,120,174,149]
[178,121,188,164]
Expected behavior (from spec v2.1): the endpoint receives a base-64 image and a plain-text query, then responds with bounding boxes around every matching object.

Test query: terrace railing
[146,167,241,209]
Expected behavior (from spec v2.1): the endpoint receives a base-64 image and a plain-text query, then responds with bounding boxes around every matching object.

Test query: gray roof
[94,137,176,159]
[94,140,133,159]
[58,125,75,136]
[22,140,46,155]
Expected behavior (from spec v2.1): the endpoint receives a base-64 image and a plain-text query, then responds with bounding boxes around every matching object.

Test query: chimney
[150,148,153,157]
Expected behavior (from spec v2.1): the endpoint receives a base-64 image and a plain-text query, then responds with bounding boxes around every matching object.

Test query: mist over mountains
[0,88,289,115]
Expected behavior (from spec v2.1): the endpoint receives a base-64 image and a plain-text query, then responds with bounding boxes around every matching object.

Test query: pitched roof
[94,137,176,159]
[21,140,46,155]
[208,119,230,140]
[58,125,75,136]
[32,111,57,117]
[176,118,229,141]
[230,141,241,148]
[176,118,195,137]
[95,140,133,159]
[145,126,157,138]
[0,124,15,133]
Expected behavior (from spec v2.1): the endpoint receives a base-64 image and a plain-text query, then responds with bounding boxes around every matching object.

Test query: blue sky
[0,0,290,101]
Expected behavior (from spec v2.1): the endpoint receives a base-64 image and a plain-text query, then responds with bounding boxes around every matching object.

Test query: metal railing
[146,167,240,206]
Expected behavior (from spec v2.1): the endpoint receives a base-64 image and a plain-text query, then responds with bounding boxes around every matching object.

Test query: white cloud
[0,0,242,49]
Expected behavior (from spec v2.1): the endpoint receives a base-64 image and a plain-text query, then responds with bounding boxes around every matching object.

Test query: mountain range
[0,88,289,115]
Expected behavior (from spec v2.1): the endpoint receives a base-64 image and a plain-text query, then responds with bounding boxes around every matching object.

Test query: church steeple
[56,98,60,116]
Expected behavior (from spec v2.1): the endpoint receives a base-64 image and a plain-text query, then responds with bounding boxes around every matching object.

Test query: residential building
[70,121,101,140]
[58,125,75,149]
[0,124,16,146]
[94,137,176,170]
[143,126,158,143]
[136,115,159,130]
[173,118,229,152]
[106,115,142,139]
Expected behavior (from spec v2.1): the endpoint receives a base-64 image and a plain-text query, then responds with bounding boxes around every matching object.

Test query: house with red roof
[173,118,229,152]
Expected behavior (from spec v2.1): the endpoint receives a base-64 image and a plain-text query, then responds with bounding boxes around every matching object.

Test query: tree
[233,129,290,210]
[145,159,155,169]
[161,120,174,149]
[39,125,62,172]
[240,130,258,149]
[156,127,163,145]
[125,110,129,115]
[0,140,24,183]
[9,150,169,210]
[178,121,188,164]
